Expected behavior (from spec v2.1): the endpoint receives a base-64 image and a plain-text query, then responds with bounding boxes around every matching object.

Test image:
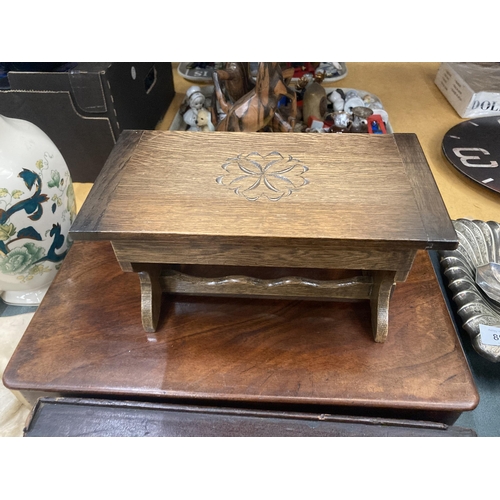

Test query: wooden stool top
[70,131,457,251]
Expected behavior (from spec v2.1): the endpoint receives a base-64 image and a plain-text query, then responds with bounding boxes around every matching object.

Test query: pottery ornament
[0,114,76,305]
[186,85,206,111]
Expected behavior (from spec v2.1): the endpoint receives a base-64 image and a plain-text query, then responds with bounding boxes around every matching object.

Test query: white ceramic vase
[0,114,76,305]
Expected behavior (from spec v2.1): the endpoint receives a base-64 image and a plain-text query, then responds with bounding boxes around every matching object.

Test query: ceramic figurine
[215,62,297,132]
[196,108,215,132]
[329,111,352,132]
[343,90,365,112]
[0,114,76,305]
[179,85,206,117]
[302,80,327,125]
[328,89,345,112]
[182,108,201,131]
[186,85,206,111]
[294,74,312,103]
[362,92,384,110]
[313,71,325,84]
[350,106,373,133]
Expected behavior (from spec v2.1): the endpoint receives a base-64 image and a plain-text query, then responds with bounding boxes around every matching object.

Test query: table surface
[69,63,500,223]
[72,63,500,223]
[1,62,495,435]
[3,240,479,420]
[71,131,457,250]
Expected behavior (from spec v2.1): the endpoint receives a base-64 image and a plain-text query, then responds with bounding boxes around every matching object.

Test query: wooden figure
[212,62,254,115]
[215,62,297,133]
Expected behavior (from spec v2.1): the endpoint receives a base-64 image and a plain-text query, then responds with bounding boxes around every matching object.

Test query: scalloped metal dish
[439,218,500,362]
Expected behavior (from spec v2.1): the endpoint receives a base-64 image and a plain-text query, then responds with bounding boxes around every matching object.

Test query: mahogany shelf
[3,241,478,424]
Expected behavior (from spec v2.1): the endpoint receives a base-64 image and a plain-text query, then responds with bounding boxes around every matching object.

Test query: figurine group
[181,62,388,134]
[181,86,215,132]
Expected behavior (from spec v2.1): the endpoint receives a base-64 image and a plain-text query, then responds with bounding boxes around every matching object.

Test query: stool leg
[138,264,163,333]
[370,270,396,343]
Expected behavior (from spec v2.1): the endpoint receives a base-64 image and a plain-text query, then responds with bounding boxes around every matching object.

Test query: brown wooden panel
[157,269,373,301]
[394,133,458,249]
[3,241,478,419]
[69,130,143,231]
[112,239,418,274]
[23,398,476,437]
[70,132,457,249]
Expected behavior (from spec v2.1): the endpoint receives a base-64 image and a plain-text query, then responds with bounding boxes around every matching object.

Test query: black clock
[442,116,500,194]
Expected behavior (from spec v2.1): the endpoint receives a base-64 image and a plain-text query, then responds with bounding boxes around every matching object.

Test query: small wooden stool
[70,131,457,342]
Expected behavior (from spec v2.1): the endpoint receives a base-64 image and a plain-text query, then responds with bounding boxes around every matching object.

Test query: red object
[368,114,387,134]
[323,115,334,128]
[286,63,317,79]
[307,115,323,128]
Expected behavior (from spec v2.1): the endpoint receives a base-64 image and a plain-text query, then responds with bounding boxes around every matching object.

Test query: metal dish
[439,218,500,362]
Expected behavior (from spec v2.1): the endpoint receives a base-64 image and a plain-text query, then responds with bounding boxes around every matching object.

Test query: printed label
[479,324,500,346]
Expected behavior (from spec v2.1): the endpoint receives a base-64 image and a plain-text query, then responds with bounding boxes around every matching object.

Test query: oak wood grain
[3,241,478,422]
[70,130,144,232]
[68,131,457,340]
[111,239,418,273]
[137,264,162,333]
[159,268,373,300]
[370,270,397,342]
[70,131,457,250]
[394,134,458,248]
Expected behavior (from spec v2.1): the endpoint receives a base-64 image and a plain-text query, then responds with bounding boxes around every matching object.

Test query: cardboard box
[0,63,175,182]
[435,62,500,119]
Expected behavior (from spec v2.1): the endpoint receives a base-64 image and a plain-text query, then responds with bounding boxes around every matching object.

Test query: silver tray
[439,218,500,362]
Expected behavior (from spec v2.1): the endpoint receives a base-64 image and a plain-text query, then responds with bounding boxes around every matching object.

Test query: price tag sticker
[479,324,500,346]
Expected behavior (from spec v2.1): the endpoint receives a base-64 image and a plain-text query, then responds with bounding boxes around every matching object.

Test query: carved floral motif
[216,151,309,201]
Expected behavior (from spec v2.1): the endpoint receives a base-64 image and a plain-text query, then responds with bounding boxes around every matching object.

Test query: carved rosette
[216,151,309,201]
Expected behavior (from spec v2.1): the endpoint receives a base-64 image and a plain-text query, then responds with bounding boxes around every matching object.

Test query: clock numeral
[452,148,499,168]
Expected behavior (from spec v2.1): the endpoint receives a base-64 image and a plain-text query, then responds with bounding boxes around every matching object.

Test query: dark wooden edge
[22,397,454,428]
[11,388,473,425]
[98,234,429,250]
[394,133,458,250]
[69,130,144,238]
[23,397,477,437]
[7,381,478,414]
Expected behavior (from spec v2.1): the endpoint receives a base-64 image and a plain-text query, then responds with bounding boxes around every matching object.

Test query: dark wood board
[3,241,478,423]
[23,397,476,437]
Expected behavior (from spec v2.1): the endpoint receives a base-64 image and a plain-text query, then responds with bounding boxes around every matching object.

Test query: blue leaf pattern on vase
[0,161,75,283]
